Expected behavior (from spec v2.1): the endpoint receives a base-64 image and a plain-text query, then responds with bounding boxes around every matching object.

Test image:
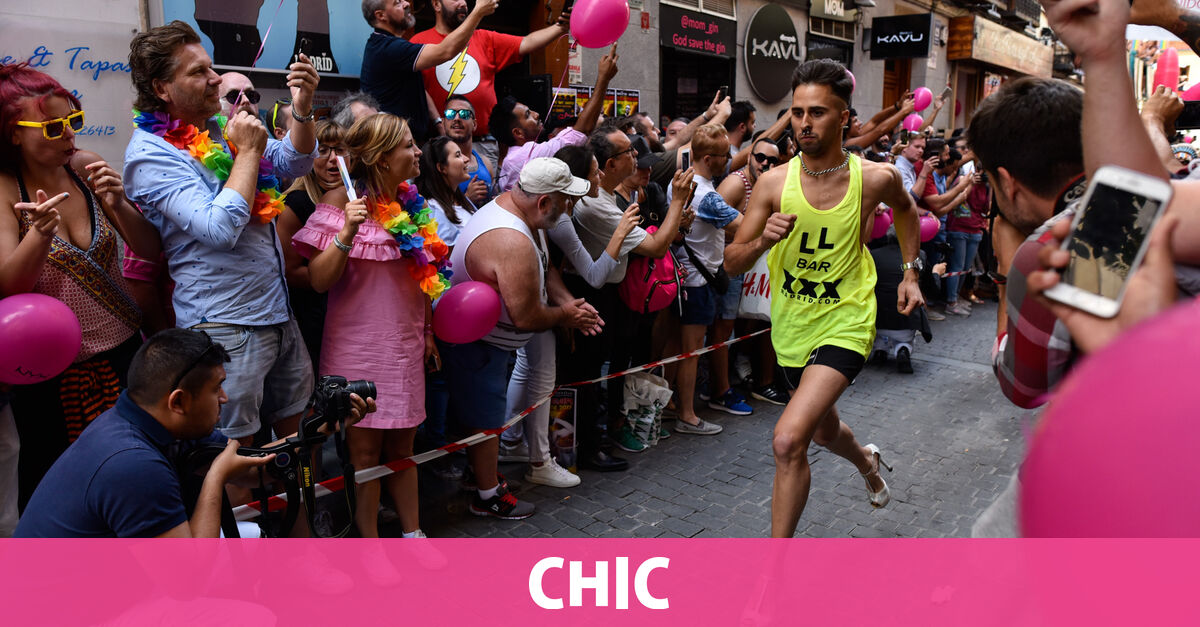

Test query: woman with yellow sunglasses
[0,63,162,508]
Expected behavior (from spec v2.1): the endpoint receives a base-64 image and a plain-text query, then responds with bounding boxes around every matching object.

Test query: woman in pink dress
[293,113,439,538]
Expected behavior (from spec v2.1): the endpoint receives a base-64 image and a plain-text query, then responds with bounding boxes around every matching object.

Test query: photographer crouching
[15,329,374,537]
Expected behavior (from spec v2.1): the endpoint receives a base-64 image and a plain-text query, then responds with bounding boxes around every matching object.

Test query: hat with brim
[518,157,591,196]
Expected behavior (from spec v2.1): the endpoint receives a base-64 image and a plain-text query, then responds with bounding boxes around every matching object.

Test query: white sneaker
[525,457,581,488]
[499,440,530,463]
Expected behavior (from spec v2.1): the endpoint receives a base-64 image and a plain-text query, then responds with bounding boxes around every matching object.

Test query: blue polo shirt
[16,393,206,538]
[360,28,431,142]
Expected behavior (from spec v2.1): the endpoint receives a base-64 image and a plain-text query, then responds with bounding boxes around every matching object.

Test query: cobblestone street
[415,301,1027,538]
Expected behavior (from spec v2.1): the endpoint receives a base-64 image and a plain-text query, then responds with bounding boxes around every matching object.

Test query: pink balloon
[918,215,940,242]
[0,293,81,384]
[1021,300,1200,537]
[570,0,630,48]
[433,281,502,344]
[1183,82,1200,100]
[913,87,933,112]
[902,113,923,133]
[1153,46,1180,93]
[846,69,856,93]
[870,209,893,240]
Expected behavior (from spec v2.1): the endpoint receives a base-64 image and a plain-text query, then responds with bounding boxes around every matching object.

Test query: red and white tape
[231,327,772,521]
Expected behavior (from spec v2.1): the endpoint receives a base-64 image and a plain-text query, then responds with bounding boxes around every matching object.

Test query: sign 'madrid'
[743,4,802,103]
[870,13,933,59]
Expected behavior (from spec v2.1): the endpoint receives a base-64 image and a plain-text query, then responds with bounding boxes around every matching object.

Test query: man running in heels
[725,59,925,537]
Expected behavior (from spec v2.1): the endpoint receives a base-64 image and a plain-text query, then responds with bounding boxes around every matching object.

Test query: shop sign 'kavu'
[743,4,802,103]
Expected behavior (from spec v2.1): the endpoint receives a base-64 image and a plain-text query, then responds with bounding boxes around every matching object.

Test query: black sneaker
[896,347,913,374]
[751,383,789,406]
[470,486,535,520]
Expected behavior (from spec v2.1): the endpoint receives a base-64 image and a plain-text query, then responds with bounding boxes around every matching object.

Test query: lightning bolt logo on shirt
[435,51,481,97]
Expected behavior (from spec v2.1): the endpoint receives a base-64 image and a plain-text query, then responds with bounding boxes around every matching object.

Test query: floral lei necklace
[132,110,285,224]
[367,181,452,299]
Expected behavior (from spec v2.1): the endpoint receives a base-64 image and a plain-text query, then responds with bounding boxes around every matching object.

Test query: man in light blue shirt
[125,21,321,444]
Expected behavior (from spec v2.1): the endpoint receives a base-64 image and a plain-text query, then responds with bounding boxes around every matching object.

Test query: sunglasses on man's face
[224,89,261,106]
[16,110,85,140]
[753,152,780,168]
[444,108,475,120]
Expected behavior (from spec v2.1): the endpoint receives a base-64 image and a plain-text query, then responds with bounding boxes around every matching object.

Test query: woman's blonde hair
[285,120,345,203]
[343,112,409,200]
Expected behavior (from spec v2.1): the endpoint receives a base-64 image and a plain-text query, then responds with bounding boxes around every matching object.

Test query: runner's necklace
[800,150,850,177]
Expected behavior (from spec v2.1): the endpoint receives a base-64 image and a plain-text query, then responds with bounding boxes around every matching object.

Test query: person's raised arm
[1045,0,1166,180]
[918,95,946,134]
[859,91,912,135]
[286,54,320,154]
[846,95,915,149]
[519,8,569,55]
[924,172,973,216]
[414,0,499,70]
[75,153,161,260]
[664,93,730,151]
[632,168,694,257]
[1141,84,1187,173]
[574,45,619,136]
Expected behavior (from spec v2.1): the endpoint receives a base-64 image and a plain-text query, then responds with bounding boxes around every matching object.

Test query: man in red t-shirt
[411,0,569,140]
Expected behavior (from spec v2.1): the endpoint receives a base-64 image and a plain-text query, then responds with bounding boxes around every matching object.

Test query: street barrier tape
[232,326,772,521]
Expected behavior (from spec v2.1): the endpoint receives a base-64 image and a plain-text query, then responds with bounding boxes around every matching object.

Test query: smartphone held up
[1043,166,1172,318]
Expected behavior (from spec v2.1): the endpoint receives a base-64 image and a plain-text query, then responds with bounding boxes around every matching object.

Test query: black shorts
[780,345,866,387]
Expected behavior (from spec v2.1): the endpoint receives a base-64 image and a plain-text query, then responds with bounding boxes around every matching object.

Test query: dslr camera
[306,375,376,436]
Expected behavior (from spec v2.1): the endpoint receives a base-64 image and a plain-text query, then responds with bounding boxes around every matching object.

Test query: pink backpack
[619,226,685,314]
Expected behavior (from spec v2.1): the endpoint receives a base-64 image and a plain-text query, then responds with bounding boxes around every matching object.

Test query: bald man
[219,72,261,119]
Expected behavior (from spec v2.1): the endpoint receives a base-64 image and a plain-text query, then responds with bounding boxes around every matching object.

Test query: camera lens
[345,379,376,401]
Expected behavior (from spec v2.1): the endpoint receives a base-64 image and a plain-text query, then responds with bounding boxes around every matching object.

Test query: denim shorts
[439,339,512,430]
[717,273,745,320]
[197,319,314,439]
[680,285,718,326]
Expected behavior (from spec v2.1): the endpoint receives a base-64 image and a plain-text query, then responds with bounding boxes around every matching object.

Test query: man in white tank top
[440,158,602,519]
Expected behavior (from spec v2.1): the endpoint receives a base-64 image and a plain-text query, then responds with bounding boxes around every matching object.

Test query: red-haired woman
[0,64,161,507]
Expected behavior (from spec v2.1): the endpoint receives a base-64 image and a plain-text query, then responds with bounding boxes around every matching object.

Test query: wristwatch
[900,257,923,273]
[291,107,315,123]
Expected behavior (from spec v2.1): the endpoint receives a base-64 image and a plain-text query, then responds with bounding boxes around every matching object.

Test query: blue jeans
[946,231,983,304]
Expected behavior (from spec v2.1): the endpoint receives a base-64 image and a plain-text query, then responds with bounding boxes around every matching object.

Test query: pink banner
[1,539,1195,624]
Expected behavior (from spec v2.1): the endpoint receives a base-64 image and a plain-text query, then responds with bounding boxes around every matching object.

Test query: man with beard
[413,0,571,165]
[725,59,925,537]
[360,0,497,143]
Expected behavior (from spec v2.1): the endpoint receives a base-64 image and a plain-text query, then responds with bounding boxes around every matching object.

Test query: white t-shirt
[569,187,649,284]
[428,197,474,247]
[676,174,740,288]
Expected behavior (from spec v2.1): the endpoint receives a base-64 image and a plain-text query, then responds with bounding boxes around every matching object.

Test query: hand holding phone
[1042,166,1172,318]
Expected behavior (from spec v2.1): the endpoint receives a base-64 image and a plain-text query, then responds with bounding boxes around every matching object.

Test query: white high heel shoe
[862,444,893,509]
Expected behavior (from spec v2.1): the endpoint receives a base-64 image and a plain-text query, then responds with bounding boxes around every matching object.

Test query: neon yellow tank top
[767,153,877,366]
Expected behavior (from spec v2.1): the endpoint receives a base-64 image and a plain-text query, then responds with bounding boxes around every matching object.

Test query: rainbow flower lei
[132,110,286,224]
[368,181,452,299]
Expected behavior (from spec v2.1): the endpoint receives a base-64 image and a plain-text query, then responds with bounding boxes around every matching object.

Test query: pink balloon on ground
[0,293,81,384]
[870,209,893,240]
[902,113,923,133]
[913,87,933,112]
[432,281,502,344]
[570,0,630,48]
[1020,300,1200,537]
[918,215,940,242]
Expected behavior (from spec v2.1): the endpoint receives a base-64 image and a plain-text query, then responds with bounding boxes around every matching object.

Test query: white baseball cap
[518,157,591,196]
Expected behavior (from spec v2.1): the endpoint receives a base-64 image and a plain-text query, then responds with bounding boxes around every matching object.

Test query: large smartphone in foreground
[1044,165,1172,318]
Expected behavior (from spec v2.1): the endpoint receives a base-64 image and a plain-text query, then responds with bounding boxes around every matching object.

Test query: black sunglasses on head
[224,89,261,106]
[171,331,222,391]
[753,152,781,168]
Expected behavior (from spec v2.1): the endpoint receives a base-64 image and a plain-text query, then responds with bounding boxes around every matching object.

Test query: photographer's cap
[518,157,590,197]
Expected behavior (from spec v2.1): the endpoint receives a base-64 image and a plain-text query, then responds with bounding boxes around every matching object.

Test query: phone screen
[1174,101,1200,129]
[1061,184,1162,300]
[680,149,691,171]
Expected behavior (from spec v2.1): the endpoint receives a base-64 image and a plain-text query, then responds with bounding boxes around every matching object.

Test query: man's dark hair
[726,101,756,132]
[128,21,202,113]
[127,329,231,405]
[490,96,521,149]
[588,123,623,169]
[444,94,473,110]
[967,77,1083,199]
[554,144,596,180]
[922,138,947,161]
[791,59,854,108]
